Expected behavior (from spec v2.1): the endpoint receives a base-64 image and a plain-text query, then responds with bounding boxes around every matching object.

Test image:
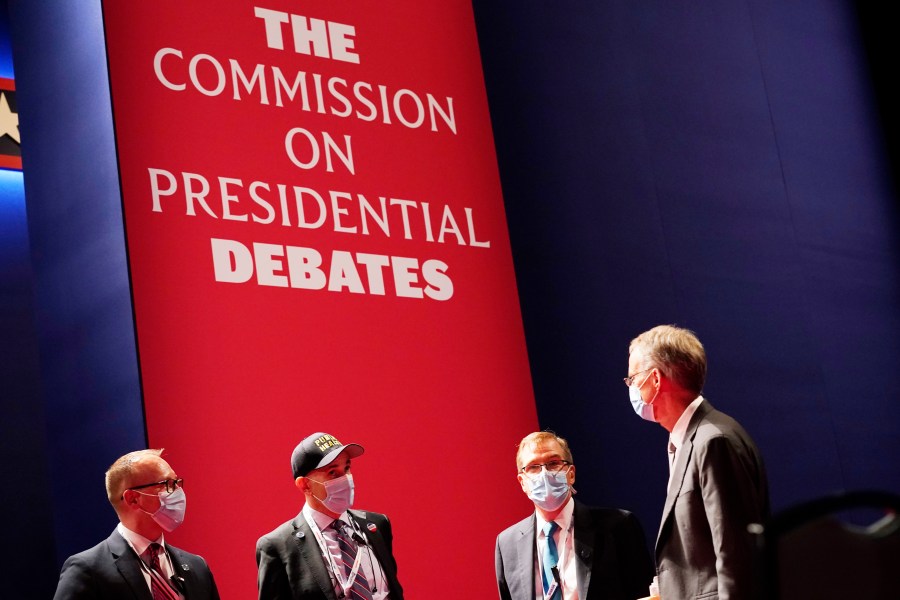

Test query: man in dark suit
[256,432,403,600]
[53,448,220,599]
[627,325,769,599]
[495,431,654,600]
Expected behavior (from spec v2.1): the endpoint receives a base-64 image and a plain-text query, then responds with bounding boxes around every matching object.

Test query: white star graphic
[0,92,21,144]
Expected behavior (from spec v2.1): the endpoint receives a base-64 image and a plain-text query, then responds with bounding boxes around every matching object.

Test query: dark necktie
[668,440,677,473]
[144,543,180,600]
[542,521,562,600]
[332,521,375,600]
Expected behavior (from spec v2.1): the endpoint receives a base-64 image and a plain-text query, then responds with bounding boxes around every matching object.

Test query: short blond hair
[630,325,706,394]
[515,431,573,470]
[105,448,164,504]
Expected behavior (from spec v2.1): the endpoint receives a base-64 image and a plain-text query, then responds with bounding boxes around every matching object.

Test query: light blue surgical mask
[526,467,571,511]
[629,372,658,422]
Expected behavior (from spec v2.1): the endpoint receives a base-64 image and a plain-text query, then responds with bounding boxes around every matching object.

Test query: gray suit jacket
[53,529,220,599]
[657,401,769,600]
[256,509,403,600]
[495,500,653,600]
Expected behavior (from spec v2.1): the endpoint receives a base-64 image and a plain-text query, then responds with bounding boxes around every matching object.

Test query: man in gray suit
[627,325,769,599]
[495,431,653,600]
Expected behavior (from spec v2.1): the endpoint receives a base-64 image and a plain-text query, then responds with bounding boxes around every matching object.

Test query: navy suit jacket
[53,529,220,599]
[495,500,654,600]
[256,509,403,600]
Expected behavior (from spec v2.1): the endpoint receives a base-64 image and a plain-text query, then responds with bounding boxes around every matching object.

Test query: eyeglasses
[519,460,571,477]
[623,368,652,387]
[127,478,184,494]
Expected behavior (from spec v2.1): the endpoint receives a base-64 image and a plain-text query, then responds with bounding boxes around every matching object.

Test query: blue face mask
[629,373,658,422]
[526,467,570,511]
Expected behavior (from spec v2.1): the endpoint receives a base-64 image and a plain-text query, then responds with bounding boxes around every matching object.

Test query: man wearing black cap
[256,432,404,600]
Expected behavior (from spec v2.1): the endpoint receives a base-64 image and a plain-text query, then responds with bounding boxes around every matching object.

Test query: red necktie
[144,543,180,600]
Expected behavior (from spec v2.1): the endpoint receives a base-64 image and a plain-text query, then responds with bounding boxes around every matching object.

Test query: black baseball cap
[291,432,364,479]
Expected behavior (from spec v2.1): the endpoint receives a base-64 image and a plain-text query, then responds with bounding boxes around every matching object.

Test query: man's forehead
[629,348,646,368]
[309,450,350,474]
[133,456,172,479]
[522,440,563,461]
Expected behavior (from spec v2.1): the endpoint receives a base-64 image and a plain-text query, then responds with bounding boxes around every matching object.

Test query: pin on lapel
[367,523,377,532]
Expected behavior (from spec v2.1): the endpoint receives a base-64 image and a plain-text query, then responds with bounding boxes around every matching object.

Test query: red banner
[102,1,537,597]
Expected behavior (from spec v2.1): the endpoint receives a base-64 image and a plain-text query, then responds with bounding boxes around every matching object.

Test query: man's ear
[121,489,139,510]
[650,367,663,390]
[295,476,308,492]
[517,472,529,494]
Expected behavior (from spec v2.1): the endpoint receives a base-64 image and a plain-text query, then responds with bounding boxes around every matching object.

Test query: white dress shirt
[668,395,705,484]
[534,496,579,600]
[116,522,182,597]
[303,503,391,600]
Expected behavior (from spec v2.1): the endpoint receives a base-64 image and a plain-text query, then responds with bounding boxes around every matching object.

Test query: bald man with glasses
[495,432,653,600]
[54,448,220,599]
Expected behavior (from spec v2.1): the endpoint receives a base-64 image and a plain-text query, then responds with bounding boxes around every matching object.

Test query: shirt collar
[670,395,705,450]
[302,501,349,531]
[116,522,165,557]
[535,494,575,535]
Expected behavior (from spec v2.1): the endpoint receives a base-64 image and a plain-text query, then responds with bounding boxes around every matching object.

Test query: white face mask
[137,487,187,532]
[629,372,658,422]
[313,473,355,515]
[526,467,571,512]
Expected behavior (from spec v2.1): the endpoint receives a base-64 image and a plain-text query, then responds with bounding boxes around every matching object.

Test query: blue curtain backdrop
[472,0,900,550]
[3,0,900,596]
[0,3,56,598]
[3,2,145,597]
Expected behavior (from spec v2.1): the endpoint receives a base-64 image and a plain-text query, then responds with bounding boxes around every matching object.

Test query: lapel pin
[367,523,377,532]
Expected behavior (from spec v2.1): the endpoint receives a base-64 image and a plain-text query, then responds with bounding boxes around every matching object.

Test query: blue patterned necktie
[542,521,562,600]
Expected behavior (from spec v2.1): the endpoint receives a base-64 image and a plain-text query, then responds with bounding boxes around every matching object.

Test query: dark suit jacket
[256,508,404,600]
[53,529,220,599]
[495,500,654,600]
[657,400,769,600]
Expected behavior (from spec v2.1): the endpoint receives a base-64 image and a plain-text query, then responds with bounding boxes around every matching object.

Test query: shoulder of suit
[575,501,636,527]
[693,406,749,441]
[580,503,631,516]
[257,516,303,545]
[62,533,119,565]
[166,543,209,565]
[349,508,389,522]
[496,513,535,540]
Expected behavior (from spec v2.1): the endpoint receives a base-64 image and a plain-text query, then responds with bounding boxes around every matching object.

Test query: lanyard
[307,515,365,595]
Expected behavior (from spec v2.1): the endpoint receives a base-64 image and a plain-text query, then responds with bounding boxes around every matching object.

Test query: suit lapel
[572,501,596,599]
[349,510,405,597]
[349,511,388,581]
[108,530,154,600]
[657,401,712,546]
[508,514,536,600]
[293,513,337,600]
[168,545,198,598]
